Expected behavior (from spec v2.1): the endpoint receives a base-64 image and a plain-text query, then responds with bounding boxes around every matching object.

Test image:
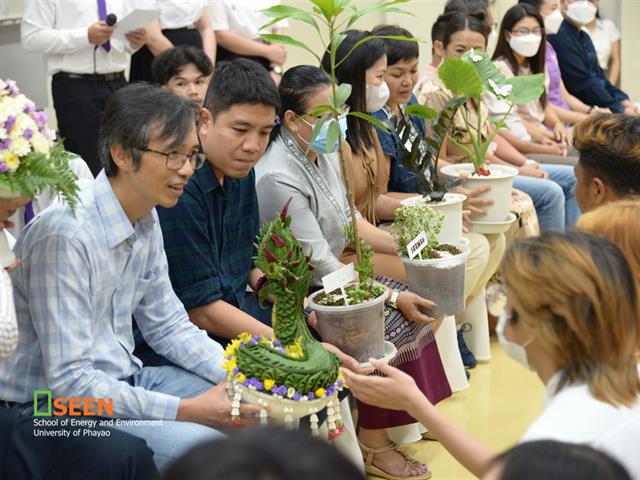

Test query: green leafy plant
[390,205,446,259]
[261,0,415,264]
[437,49,545,175]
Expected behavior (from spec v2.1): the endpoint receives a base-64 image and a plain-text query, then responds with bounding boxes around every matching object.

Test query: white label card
[322,263,356,294]
[407,231,428,259]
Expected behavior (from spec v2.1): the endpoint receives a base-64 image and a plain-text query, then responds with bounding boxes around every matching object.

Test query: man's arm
[195,7,216,64]
[142,19,173,57]
[188,300,272,339]
[21,0,112,54]
[26,234,181,419]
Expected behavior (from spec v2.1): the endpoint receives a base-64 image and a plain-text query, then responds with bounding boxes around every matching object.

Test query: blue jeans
[110,366,223,473]
[513,164,579,232]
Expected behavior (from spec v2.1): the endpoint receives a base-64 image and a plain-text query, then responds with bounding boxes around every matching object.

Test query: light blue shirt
[0,172,225,419]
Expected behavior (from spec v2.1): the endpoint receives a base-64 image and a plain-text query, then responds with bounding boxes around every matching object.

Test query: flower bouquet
[0,79,79,264]
[225,200,346,438]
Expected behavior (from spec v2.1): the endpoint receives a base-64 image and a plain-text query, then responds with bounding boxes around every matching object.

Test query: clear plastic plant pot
[400,241,470,317]
[308,285,387,363]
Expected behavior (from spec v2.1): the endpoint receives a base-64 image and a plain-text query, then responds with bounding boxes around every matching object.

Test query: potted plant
[307,227,388,363]
[226,201,346,438]
[385,99,469,244]
[261,0,413,361]
[437,50,545,222]
[391,204,469,318]
[0,79,79,265]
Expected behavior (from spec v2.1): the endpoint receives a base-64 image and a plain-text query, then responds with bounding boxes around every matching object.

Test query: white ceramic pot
[308,285,387,363]
[440,163,518,222]
[400,192,466,245]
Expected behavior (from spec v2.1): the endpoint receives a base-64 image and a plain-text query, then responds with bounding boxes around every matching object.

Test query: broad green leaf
[488,117,508,130]
[404,104,438,120]
[333,83,352,108]
[349,111,389,132]
[508,74,545,105]
[438,57,483,98]
[259,33,322,63]
[259,5,320,32]
[308,104,338,118]
[310,0,334,21]
[461,50,507,94]
[326,118,341,151]
[331,32,347,52]
[346,2,413,28]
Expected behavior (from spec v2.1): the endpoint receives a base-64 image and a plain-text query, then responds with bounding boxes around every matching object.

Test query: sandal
[358,439,432,480]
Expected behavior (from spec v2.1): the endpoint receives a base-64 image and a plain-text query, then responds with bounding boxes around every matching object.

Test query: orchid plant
[437,49,545,175]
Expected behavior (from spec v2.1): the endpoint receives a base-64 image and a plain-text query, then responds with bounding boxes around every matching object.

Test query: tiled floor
[370,340,546,479]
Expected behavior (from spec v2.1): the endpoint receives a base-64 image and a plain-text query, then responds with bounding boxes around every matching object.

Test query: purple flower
[23,102,35,113]
[23,129,33,140]
[34,111,47,127]
[0,139,10,150]
[0,163,9,173]
[4,115,16,133]
[233,367,239,374]
[307,392,315,400]
[272,340,281,347]
[6,82,19,96]
[326,385,336,397]
[278,385,287,396]
[337,379,344,388]
[293,391,301,401]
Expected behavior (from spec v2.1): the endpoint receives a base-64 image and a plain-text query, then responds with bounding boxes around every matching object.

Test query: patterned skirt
[356,275,452,429]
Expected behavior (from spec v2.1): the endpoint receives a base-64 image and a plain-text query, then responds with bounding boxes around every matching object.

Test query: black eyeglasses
[136,146,206,171]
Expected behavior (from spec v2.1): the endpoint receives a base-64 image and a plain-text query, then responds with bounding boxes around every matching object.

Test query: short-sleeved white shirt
[209,0,288,39]
[139,0,208,29]
[521,370,640,479]
[584,18,621,71]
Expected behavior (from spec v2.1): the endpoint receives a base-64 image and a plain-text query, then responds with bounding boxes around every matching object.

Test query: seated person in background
[419,14,447,82]
[0,84,262,473]
[163,427,366,480]
[570,113,640,212]
[157,59,279,346]
[489,4,579,165]
[583,1,621,87]
[344,230,640,479]
[256,64,452,480]
[485,441,633,480]
[208,0,288,83]
[518,0,604,126]
[152,45,213,108]
[372,24,506,368]
[548,0,636,114]
[416,11,579,232]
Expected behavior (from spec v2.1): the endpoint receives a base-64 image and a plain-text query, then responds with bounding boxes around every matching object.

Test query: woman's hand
[321,342,374,375]
[552,121,570,144]
[396,291,437,324]
[340,359,428,413]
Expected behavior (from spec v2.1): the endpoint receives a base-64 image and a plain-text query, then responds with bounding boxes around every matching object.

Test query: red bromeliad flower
[475,167,491,176]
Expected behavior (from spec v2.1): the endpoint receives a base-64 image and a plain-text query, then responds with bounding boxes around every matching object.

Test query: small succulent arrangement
[391,204,460,259]
[0,79,79,209]
[314,224,386,306]
[437,49,545,175]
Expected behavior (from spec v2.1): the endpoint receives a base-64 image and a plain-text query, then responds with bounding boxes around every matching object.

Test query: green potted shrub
[391,204,469,318]
[437,49,545,223]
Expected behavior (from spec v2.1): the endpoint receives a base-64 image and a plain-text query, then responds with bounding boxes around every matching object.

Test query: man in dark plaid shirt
[157,59,280,346]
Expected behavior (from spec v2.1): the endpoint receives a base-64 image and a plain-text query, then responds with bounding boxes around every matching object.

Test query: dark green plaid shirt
[157,164,259,311]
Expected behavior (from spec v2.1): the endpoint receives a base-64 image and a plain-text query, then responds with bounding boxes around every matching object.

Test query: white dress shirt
[521,370,640,479]
[584,18,621,71]
[140,0,207,30]
[21,0,142,76]
[209,0,288,39]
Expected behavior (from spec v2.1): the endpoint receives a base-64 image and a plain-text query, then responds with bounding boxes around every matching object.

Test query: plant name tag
[322,263,356,294]
[407,231,428,259]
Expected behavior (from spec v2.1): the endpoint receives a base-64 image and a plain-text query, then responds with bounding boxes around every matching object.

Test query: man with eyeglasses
[154,59,279,352]
[0,84,263,474]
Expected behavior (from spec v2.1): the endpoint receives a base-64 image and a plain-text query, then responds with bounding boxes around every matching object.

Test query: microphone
[106,13,117,26]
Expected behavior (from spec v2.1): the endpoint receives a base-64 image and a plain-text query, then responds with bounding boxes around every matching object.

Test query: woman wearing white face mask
[518,0,601,126]
[489,4,579,163]
[342,231,640,479]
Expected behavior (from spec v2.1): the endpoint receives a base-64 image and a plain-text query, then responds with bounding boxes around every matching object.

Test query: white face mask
[508,34,542,58]
[566,0,597,25]
[496,310,534,371]
[365,82,390,112]
[544,9,564,34]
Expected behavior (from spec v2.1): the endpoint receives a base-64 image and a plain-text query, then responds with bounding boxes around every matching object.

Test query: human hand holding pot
[340,359,427,413]
[396,291,437,324]
[456,185,494,217]
[321,342,374,375]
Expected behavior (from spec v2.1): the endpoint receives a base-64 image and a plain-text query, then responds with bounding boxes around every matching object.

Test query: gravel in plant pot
[392,204,469,318]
